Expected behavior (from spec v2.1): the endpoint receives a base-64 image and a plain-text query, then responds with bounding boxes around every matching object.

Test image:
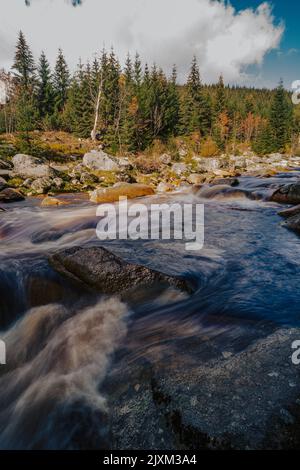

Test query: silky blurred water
[1,172,300,448]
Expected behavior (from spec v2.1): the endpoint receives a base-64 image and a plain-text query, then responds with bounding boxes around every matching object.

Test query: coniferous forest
[0,31,299,157]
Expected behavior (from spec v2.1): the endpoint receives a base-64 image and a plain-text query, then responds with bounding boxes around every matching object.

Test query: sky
[0,0,299,89]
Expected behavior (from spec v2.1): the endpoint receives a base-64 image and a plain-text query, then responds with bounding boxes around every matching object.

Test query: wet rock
[89,183,154,203]
[271,183,300,205]
[0,177,8,191]
[49,246,192,295]
[83,150,119,171]
[283,214,300,234]
[278,204,300,219]
[41,197,68,207]
[156,182,175,193]
[210,177,239,187]
[110,328,300,450]
[12,154,55,178]
[0,188,25,203]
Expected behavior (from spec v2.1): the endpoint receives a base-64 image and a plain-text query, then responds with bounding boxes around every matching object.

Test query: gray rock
[271,183,300,204]
[49,246,192,296]
[116,157,133,170]
[110,327,300,450]
[30,177,53,194]
[278,204,300,219]
[80,172,98,185]
[210,177,239,187]
[283,214,300,234]
[83,150,119,171]
[12,154,55,178]
[159,154,172,165]
[52,177,64,189]
[196,158,222,173]
[171,163,188,176]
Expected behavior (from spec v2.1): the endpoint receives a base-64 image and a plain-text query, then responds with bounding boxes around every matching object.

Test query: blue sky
[0,0,299,89]
[230,0,300,88]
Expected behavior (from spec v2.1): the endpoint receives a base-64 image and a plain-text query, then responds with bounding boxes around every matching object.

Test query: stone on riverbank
[89,183,154,203]
[12,154,55,179]
[83,150,119,171]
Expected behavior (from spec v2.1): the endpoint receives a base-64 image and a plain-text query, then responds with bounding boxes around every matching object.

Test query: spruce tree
[12,31,36,90]
[180,56,212,137]
[37,51,55,120]
[215,74,227,116]
[270,80,293,152]
[53,48,70,112]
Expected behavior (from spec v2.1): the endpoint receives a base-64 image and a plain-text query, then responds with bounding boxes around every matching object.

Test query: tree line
[0,31,298,156]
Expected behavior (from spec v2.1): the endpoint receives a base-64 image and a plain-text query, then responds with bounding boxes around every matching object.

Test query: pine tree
[53,48,70,112]
[215,74,227,116]
[180,56,212,136]
[12,31,36,90]
[124,54,133,84]
[37,51,55,120]
[133,53,142,88]
[270,80,293,152]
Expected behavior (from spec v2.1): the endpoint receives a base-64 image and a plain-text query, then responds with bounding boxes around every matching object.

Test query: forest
[0,31,298,158]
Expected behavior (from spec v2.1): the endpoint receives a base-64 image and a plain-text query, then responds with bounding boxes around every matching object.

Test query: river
[0,172,300,449]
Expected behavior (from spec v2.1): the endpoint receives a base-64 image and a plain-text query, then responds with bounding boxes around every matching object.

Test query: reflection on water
[1,171,300,448]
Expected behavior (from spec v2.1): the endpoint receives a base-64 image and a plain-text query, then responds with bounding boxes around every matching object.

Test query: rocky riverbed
[2,151,300,449]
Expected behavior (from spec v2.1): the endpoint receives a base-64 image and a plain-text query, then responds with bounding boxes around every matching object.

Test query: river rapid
[1,172,300,449]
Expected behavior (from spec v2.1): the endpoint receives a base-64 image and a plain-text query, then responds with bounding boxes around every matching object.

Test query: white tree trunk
[91,72,103,141]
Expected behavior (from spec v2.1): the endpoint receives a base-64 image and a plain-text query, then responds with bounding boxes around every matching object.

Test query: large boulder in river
[49,246,191,295]
[12,154,55,179]
[0,188,25,203]
[83,150,119,171]
[270,183,300,205]
[90,183,155,203]
[109,327,300,449]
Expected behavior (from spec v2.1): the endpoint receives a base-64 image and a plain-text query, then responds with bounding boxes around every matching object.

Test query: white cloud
[0,0,284,84]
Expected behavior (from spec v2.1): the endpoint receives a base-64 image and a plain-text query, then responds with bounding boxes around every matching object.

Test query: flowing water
[1,172,300,449]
